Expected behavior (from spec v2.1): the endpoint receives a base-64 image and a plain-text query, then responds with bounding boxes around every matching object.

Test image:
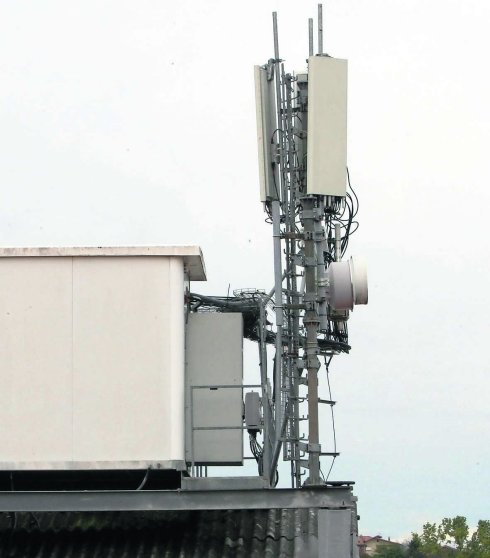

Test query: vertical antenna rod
[308,18,314,56]
[318,3,323,55]
[271,11,284,462]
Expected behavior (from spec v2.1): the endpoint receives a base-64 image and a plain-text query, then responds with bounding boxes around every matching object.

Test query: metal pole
[308,18,314,57]
[318,4,323,55]
[283,74,292,469]
[272,12,280,63]
[292,68,309,488]
[271,11,285,465]
[259,302,271,485]
[271,200,283,442]
[285,74,300,487]
[282,74,298,482]
[269,400,290,479]
[302,197,321,485]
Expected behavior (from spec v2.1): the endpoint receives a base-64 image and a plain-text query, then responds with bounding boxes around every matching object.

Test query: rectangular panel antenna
[307,56,348,196]
[254,65,279,201]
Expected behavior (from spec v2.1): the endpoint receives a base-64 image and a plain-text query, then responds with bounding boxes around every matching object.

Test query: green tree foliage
[466,520,490,558]
[372,544,407,558]
[420,521,443,556]
[441,516,470,551]
[406,517,490,558]
[406,534,424,558]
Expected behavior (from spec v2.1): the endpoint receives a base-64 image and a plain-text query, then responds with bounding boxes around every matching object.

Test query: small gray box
[244,392,262,431]
[185,313,243,465]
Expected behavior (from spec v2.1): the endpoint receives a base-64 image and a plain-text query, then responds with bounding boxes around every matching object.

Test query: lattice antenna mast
[255,5,368,487]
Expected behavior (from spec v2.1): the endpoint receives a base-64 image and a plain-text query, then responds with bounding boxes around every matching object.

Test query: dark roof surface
[0,509,319,557]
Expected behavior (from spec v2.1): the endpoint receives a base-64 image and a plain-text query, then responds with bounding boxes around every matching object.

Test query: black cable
[188,293,350,353]
[249,432,264,476]
[270,164,281,200]
[136,468,151,490]
[270,128,284,143]
[346,167,359,214]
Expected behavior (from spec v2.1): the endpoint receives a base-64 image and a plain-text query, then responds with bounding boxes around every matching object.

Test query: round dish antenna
[328,257,368,310]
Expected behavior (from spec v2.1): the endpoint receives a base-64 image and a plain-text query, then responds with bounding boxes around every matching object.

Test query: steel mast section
[255,5,367,487]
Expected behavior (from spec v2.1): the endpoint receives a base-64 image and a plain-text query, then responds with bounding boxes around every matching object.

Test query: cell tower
[190,5,368,489]
[254,5,368,487]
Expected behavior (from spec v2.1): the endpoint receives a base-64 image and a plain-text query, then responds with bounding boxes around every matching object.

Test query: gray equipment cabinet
[185,312,244,465]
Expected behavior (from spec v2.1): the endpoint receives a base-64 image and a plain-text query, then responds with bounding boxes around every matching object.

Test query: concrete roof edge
[0,245,207,281]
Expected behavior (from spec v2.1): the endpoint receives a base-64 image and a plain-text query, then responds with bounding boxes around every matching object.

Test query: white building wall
[0,248,203,470]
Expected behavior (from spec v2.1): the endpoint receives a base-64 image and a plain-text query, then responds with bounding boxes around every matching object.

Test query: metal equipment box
[185,312,244,465]
[0,246,205,471]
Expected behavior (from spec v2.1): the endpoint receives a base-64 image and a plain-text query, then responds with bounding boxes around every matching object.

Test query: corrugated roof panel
[0,509,319,558]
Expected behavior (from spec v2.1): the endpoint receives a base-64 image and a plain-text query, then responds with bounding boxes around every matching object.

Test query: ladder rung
[318,398,336,405]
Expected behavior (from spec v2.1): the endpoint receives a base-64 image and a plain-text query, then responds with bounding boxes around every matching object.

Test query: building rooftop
[0,245,206,281]
[0,509,319,557]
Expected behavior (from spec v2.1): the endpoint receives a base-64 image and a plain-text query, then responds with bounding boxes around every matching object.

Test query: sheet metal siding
[0,509,319,558]
[0,256,187,469]
[185,313,244,464]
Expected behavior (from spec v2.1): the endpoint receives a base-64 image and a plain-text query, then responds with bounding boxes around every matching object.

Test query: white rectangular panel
[0,258,73,464]
[0,249,196,470]
[254,65,279,201]
[185,313,243,465]
[72,256,184,463]
[307,56,348,196]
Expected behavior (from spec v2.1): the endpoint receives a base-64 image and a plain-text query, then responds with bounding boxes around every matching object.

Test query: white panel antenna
[307,56,348,196]
[254,65,279,201]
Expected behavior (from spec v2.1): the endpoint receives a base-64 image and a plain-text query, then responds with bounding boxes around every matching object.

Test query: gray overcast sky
[1,0,489,540]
